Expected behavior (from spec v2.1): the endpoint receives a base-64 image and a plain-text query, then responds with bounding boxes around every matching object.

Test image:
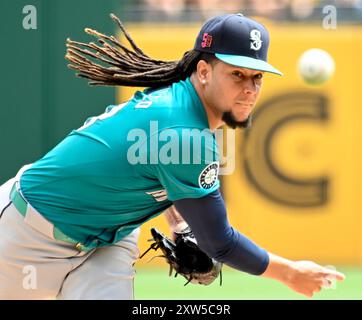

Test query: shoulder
[128,79,208,134]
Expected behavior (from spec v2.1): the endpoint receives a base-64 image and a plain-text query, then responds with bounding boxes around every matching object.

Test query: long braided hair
[65,13,214,88]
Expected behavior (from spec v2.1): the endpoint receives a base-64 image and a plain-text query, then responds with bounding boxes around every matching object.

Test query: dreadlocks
[65,13,213,88]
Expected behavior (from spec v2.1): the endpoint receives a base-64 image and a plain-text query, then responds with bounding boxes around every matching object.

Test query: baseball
[298,48,335,85]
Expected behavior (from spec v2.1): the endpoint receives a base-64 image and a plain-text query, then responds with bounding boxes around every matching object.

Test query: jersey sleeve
[173,190,270,275]
[152,127,221,201]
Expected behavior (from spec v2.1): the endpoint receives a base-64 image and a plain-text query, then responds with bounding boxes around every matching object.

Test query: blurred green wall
[0,0,121,183]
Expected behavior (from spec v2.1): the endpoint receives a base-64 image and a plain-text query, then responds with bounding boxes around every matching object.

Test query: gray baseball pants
[0,167,140,300]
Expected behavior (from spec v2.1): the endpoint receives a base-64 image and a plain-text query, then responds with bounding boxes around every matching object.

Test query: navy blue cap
[194,13,282,76]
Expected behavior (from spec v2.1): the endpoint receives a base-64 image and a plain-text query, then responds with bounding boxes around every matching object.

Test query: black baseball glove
[140,227,222,286]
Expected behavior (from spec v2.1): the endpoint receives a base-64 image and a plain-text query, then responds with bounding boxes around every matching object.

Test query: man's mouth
[236,102,253,107]
[235,103,252,113]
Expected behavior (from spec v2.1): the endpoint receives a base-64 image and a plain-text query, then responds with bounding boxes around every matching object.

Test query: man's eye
[232,71,243,78]
[254,73,263,80]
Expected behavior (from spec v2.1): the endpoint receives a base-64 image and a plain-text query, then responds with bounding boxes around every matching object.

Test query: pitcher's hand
[261,253,346,298]
[286,260,345,297]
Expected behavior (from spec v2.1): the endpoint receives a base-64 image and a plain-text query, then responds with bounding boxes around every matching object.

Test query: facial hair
[222,111,252,129]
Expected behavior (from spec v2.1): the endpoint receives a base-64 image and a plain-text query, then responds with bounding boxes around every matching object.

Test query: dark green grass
[134,266,362,300]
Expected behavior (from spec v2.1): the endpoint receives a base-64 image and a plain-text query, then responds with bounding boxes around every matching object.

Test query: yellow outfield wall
[117,22,362,266]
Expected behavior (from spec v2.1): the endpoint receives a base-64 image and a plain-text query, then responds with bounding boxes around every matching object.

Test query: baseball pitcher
[0,13,345,300]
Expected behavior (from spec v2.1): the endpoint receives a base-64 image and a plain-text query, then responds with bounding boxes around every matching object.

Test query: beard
[222,111,252,129]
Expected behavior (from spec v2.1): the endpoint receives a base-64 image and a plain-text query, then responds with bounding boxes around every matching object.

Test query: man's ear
[196,60,212,85]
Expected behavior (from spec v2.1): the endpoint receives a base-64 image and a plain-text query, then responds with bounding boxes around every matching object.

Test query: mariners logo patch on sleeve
[198,162,219,189]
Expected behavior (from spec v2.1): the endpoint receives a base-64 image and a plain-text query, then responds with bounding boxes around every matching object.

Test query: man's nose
[242,78,257,95]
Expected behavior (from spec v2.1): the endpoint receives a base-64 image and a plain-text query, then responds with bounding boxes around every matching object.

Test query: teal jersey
[20,77,220,248]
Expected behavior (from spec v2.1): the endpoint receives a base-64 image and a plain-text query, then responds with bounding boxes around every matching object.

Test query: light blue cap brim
[215,53,283,76]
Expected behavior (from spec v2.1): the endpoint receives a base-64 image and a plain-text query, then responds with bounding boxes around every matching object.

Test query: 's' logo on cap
[201,33,213,48]
[250,29,262,51]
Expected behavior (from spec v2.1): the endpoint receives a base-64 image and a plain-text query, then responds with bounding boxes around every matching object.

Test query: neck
[190,74,224,131]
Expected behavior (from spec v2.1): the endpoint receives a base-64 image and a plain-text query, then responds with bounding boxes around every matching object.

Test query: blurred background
[0,0,361,299]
